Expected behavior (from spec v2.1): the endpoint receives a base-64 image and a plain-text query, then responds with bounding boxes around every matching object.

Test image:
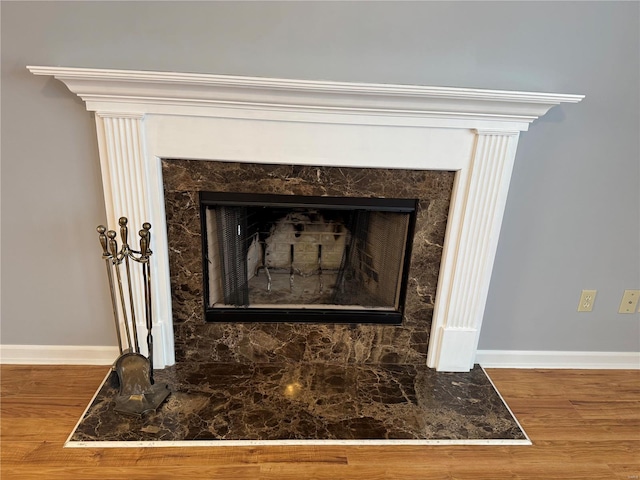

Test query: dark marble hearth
[68,363,528,445]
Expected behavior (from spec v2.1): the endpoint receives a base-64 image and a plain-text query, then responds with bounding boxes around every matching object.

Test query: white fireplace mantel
[29,66,583,371]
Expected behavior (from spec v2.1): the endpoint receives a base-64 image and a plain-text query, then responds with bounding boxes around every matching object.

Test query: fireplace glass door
[200,192,417,324]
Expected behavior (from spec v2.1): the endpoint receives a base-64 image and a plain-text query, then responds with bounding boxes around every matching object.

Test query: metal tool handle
[142,222,152,253]
[97,225,123,354]
[108,229,134,351]
[107,230,119,260]
[119,217,129,247]
[139,222,154,382]
[119,217,139,353]
[97,225,110,257]
[139,229,149,257]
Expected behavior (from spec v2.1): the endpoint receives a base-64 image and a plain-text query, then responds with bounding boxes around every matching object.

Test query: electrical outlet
[618,290,640,314]
[578,289,597,312]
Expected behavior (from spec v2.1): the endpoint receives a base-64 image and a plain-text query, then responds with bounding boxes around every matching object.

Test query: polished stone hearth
[67,363,528,446]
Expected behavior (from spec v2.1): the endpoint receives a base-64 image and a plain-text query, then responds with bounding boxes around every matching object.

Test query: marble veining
[162,160,455,365]
[68,363,527,444]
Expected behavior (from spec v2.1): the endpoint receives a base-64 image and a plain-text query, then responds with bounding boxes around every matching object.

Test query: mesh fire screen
[201,192,417,324]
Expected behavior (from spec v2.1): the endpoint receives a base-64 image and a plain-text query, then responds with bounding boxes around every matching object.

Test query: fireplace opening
[200,191,418,324]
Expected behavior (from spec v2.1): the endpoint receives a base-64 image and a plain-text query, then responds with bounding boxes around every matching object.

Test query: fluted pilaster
[95,113,173,366]
[428,130,520,371]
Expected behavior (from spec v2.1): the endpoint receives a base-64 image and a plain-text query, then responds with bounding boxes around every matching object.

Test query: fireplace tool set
[96,218,170,416]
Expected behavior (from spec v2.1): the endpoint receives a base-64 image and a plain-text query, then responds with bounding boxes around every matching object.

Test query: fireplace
[28,65,583,371]
[201,191,417,324]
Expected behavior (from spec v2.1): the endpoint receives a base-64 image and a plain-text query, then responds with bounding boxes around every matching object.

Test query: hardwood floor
[1,365,638,480]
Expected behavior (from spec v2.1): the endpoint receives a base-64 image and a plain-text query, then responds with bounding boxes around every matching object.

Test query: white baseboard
[477,350,640,369]
[0,345,119,365]
[2,345,639,369]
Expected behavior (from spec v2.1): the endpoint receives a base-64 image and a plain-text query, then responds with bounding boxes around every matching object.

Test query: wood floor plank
[0,465,263,480]
[1,396,93,419]
[1,365,108,398]
[608,463,640,480]
[0,418,77,442]
[571,399,640,419]
[1,366,639,480]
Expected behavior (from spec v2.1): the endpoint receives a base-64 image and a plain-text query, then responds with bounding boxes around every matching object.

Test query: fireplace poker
[139,223,155,383]
[119,217,140,353]
[97,226,124,355]
[108,230,134,352]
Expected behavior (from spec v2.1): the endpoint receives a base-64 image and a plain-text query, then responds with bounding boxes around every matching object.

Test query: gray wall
[2,1,638,352]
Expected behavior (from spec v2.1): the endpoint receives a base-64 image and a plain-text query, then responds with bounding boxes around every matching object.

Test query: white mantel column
[94,113,174,367]
[428,130,520,371]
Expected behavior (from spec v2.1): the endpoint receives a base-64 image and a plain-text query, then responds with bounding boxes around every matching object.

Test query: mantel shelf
[28,66,584,129]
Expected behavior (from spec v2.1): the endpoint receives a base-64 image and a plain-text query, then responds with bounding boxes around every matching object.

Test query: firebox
[200,192,418,324]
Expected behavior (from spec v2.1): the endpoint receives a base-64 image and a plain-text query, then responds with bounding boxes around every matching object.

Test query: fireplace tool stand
[97,218,170,416]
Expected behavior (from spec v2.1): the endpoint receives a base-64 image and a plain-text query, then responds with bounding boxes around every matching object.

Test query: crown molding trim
[28,66,583,128]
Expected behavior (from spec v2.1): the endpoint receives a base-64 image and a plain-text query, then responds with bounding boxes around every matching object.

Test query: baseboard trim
[0,345,119,365]
[477,350,640,369]
[2,345,638,369]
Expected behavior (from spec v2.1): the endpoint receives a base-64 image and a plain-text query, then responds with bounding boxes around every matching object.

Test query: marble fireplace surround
[29,66,583,372]
[163,160,455,370]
